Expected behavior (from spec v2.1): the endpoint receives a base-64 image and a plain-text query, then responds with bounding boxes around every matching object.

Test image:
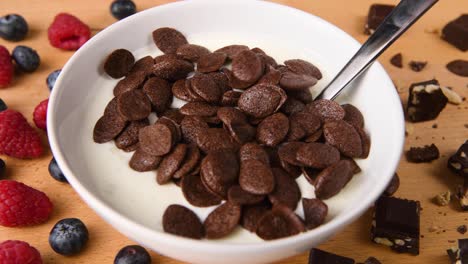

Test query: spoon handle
[315,0,438,101]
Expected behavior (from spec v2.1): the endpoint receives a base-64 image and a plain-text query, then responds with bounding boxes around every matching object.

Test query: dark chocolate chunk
[204,202,241,239]
[256,205,305,240]
[197,52,227,73]
[181,173,222,207]
[302,198,328,230]
[371,196,420,255]
[447,238,468,264]
[268,168,300,210]
[228,185,265,205]
[239,142,270,165]
[238,84,287,118]
[363,257,382,264]
[446,60,468,77]
[448,140,468,178]
[173,144,201,179]
[383,173,400,196]
[156,144,188,185]
[296,143,340,169]
[256,113,289,147]
[152,57,194,81]
[441,15,468,52]
[409,61,427,72]
[323,120,363,158]
[104,49,135,78]
[196,128,239,154]
[457,225,467,235]
[308,248,355,264]
[241,202,271,232]
[162,204,204,239]
[407,79,448,122]
[152,27,188,54]
[142,77,173,114]
[231,50,263,85]
[129,148,162,172]
[365,4,395,35]
[284,59,322,80]
[200,150,239,198]
[390,53,403,68]
[239,159,275,195]
[176,44,210,63]
[457,180,468,211]
[406,144,439,163]
[214,45,249,60]
[342,104,364,128]
[117,90,152,121]
[139,122,174,156]
[314,160,354,199]
[115,119,149,150]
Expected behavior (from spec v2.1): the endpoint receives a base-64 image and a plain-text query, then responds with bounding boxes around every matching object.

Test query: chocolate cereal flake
[214,44,249,60]
[239,142,270,165]
[302,198,328,230]
[176,44,210,63]
[142,77,173,114]
[256,205,305,240]
[284,59,322,80]
[173,144,201,179]
[383,173,400,196]
[238,84,286,118]
[196,128,239,154]
[204,202,241,239]
[256,113,289,147]
[152,57,194,81]
[268,168,301,210]
[115,119,149,150]
[200,150,239,198]
[129,148,162,172]
[307,99,345,122]
[138,122,174,156]
[181,173,222,207]
[197,52,227,73]
[156,144,188,185]
[241,202,271,232]
[231,50,263,84]
[228,185,265,205]
[342,104,364,128]
[117,89,151,121]
[323,120,363,158]
[314,160,354,199]
[104,49,135,78]
[239,159,275,195]
[152,27,188,54]
[162,204,204,239]
[296,143,340,169]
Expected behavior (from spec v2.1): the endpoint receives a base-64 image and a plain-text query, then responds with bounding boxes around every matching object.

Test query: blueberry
[12,45,40,73]
[49,218,89,255]
[110,0,137,20]
[114,245,152,264]
[48,157,68,183]
[0,159,6,179]
[46,69,61,91]
[0,14,28,41]
[0,98,7,112]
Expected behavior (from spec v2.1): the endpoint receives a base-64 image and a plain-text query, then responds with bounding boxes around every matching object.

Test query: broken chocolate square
[371,196,420,255]
[407,79,448,122]
[457,180,468,211]
[309,248,355,264]
[442,14,468,51]
[406,144,440,163]
[448,140,468,178]
[447,239,468,264]
[364,4,395,35]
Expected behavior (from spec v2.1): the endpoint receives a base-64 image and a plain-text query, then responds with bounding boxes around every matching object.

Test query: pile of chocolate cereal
[93,27,370,240]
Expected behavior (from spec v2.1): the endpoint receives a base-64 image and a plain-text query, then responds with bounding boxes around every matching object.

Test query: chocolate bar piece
[371,196,420,255]
[407,79,448,122]
[448,140,468,178]
[458,179,468,211]
[447,239,468,264]
[364,4,395,35]
[406,144,440,163]
[442,14,468,51]
[309,248,354,264]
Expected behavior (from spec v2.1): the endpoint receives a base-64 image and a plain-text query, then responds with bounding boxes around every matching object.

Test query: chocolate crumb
[409,61,427,72]
[457,225,467,234]
[433,190,451,206]
[464,124,468,129]
[444,213,447,216]
[390,53,403,68]
[432,124,438,129]
[421,235,425,238]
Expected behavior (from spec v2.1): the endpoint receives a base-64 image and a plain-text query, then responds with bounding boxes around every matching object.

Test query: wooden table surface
[0,0,467,263]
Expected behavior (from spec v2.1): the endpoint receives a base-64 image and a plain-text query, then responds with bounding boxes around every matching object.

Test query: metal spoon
[315,0,438,101]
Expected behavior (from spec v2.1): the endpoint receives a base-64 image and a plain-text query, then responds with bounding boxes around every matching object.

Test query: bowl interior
[49,0,403,248]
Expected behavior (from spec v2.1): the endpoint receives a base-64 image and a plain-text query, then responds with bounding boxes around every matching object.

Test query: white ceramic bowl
[48,1,405,263]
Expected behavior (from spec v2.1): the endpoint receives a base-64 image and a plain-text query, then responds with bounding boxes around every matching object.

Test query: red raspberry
[0,109,43,159]
[0,180,53,227]
[0,46,13,88]
[0,240,42,264]
[48,13,91,50]
[33,99,48,130]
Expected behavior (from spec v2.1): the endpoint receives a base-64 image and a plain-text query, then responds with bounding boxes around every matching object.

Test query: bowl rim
[47,0,405,252]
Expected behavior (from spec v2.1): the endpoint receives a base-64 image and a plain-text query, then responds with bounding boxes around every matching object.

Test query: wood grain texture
[0,0,466,263]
